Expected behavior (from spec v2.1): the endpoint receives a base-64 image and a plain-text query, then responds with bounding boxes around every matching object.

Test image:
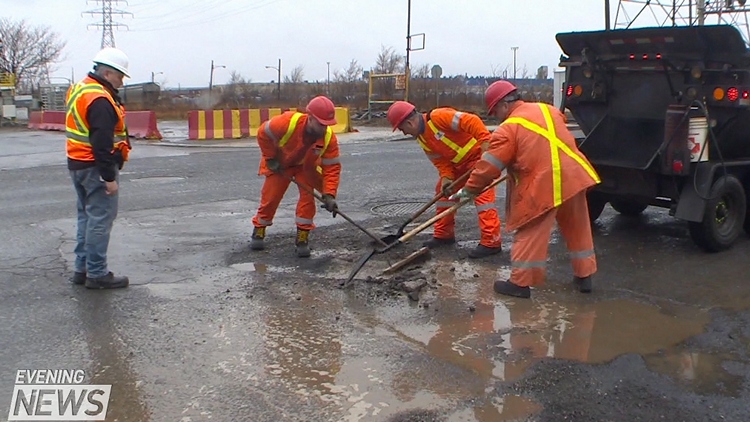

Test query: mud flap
[674,163,717,222]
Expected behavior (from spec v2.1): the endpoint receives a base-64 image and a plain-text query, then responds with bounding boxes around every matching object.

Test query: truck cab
[557,24,750,251]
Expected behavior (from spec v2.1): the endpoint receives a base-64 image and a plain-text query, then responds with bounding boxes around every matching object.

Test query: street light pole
[265,58,282,101]
[209,60,225,105]
[326,61,330,96]
[511,46,519,80]
[151,71,163,83]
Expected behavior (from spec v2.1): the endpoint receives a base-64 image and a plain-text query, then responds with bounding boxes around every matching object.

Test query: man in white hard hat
[65,47,132,289]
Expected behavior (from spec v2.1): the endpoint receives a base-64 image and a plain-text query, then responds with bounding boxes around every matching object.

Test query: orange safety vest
[65,75,131,163]
[258,112,335,175]
[471,101,600,231]
[416,108,485,165]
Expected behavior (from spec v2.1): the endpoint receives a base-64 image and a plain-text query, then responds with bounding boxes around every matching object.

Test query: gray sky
[0,1,712,88]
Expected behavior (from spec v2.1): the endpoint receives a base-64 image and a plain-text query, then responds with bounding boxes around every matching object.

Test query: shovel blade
[378,234,400,245]
[340,249,376,287]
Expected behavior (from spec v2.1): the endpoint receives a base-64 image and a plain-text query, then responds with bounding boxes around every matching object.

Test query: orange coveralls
[418,108,501,248]
[252,111,341,231]
[466,101,601,287]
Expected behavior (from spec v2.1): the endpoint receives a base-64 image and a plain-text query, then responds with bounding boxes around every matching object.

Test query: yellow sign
[0,73,16,87]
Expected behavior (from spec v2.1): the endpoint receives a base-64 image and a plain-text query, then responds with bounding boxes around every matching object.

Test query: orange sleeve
[466,125,516,193]
[457,111,491,144]
[320,134,341,197]
[257,119,283,160]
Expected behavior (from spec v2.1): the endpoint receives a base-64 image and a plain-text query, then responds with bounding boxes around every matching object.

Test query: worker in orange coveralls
[386,101,502,259]
[451,81,601,298]
[250,96,341,258]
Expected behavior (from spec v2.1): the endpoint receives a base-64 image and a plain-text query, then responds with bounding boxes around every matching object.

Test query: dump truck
[556,24,750,252]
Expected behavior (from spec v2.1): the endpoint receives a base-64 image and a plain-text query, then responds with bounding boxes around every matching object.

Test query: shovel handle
[397,169,474,232]
[289,176,389,248]
[396,175,506,245]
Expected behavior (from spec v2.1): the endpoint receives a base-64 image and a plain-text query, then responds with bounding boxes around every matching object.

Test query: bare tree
[332,59,364,104]
[0,18,66,91]
[520,64,530,79]
[221,70,255,108]
[490,63,510,78]
[372,45,404,99]
[374,45,403,74]
[283,65,305,84]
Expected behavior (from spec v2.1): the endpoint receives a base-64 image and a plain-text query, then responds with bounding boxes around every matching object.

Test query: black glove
[440,177,454,198]
[266,158,282,173]
[320,194,338,217]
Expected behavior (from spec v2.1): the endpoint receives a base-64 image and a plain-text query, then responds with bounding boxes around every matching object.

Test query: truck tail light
[727,87,740,102]
[566,85,574,97]
[672,160,684,173]
[713,88,725,101]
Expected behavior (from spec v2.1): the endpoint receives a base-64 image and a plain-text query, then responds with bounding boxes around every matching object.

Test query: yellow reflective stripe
[279,112,304,147]
[417,135,432,152]
[426,120,477,164]
[323,127,332,154]
[66,134,90,144]
[66,85,109,138]
[502,104,600,207]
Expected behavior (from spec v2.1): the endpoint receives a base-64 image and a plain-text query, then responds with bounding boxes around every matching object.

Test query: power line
[84,0,133,49]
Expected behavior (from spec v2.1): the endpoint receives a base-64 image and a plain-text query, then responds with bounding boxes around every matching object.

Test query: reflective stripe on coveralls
[501,104,600,207]
[418,119,478,164]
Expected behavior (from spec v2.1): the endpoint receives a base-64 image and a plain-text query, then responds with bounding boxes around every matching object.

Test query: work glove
[266,158,282,174]
[440,177,454,198]
[321,194,339,217]
[449,187,477,201]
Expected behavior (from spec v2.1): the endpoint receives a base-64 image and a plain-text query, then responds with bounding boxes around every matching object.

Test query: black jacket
[67,72,125,182]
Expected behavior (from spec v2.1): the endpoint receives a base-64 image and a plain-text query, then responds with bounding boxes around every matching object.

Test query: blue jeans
[70,167,119,279]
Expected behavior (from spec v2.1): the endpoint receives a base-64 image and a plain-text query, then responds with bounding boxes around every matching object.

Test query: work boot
[468,244,502,259]
[71,271,86,285]
[85,272,129,290]
[295,228,311,258]
[575,276,593,293]
[494,279,531,299]
[250,227,266,251]
[422,237,456,249]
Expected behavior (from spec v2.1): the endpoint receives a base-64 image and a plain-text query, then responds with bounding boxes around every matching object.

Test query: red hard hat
[485,80,518,114]
[306,96,337,126]
[387,101,416,131]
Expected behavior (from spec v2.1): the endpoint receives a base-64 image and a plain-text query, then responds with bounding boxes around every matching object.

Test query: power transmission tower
[84,0,132,49]
[615,0,750,45]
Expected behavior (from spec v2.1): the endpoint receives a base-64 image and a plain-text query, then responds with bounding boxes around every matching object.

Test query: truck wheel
[688,175,747,252]
[587,192,607,222]
[610,200,648,216]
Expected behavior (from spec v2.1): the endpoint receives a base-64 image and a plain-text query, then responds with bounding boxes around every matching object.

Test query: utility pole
[84,0,131,49]
[209,60,225,105]
[605,0,611,30]
[265,58,282,101]
[511,46,519,80]
[405,0,412,101]
[326,61,330,96]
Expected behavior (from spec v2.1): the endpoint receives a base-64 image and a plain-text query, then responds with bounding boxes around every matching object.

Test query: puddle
[645,351,744,397]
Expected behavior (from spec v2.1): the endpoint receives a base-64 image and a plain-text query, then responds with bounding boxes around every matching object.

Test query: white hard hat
[92,47,130,77]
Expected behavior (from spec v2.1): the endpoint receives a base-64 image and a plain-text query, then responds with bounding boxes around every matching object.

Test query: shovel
[379,169,474,245]
[286,175,389,248]
[340,176,506,287]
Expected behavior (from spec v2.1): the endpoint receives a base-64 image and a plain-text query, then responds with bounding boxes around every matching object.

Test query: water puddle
[645,351,744,397]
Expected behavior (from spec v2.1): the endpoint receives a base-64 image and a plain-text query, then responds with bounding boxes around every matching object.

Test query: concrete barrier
[27,110,162,140]
[28,111,66,131]
[125,111,162,139]
[187,107,352,140]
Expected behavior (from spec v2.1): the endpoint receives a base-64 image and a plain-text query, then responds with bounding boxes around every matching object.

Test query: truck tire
[610,200,648,216]
[587,192,607,222]
[688,175,747,252]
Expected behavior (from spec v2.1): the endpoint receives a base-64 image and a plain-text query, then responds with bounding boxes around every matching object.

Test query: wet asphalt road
[0,126,749,422]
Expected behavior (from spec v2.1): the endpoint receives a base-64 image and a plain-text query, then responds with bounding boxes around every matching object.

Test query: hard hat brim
[312,115,337,126]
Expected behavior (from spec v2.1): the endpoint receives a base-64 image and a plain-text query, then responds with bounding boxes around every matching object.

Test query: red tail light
[656,53,662,59]
[744,91,749,99]
[672,160,684,173]
[566,85,574,97]
[629,54,635,60]
[728,87,740,101]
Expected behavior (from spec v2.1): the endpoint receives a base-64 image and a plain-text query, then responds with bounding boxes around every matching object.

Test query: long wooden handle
[397,176,506,244]
[290,176,389,248]
[400,169,474,230]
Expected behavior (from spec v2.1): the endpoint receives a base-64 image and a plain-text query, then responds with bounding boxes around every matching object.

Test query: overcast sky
[1,0,725,88]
